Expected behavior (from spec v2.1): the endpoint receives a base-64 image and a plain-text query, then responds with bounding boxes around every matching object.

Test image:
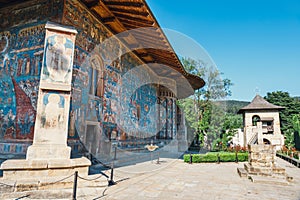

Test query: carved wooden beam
[108,7,149,17]
[103,1,144,8]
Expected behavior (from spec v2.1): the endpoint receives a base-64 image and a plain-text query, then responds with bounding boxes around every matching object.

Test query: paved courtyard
[1,157,299,200]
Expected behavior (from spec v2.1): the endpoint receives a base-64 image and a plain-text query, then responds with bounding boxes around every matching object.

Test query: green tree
[292,114,300,150]
[265,91,300,148]
[178,58,233,150]
[220,114,243,148]
[292,115,300,134]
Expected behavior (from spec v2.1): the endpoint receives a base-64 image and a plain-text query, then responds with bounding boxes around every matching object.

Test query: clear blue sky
[146,0,300,101]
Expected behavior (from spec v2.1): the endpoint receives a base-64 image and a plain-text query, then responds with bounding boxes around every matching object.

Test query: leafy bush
[237,152,248,161]
[219,153,233,162]
[184,152,248,163]
[203,153,218,162]
[183,154,190,162]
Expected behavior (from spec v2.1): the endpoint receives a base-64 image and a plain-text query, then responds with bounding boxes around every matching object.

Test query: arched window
[263,138,271,145]
[252,115,260,126]
[89,56,104,97]
[136,104,141,121]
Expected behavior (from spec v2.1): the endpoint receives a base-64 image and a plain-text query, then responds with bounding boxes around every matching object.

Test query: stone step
[248,175,290,186]
[237,168,247,178]
[244,163,286,176]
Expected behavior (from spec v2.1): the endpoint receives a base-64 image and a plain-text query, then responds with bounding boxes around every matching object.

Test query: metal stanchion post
[108,162,116,186]
[151,152,153,163]
[114,145,117,160]
[189,153,192,164]
[72,171,78,200]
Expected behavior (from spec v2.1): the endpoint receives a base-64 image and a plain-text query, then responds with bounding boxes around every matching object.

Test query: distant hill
[216,100,250,114]
[220,97,300,114]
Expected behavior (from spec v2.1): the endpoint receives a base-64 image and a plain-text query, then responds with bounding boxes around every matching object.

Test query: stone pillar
[172,97,177,139]
[237,144,292,185]
[257,122,263,145]
[248,144,276,168]
[1,22,90,181]
[27,21,77,159]
[243,127,248,148]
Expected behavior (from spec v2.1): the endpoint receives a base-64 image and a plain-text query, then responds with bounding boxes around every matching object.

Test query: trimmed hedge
[184,152,248,163]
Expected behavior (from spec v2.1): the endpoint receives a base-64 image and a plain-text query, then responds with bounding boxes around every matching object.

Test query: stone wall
[0,0,64,151]
[62,0,162,156]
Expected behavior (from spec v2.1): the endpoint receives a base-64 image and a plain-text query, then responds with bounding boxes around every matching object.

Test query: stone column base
[26,144,71,160]
[0,157,91,180]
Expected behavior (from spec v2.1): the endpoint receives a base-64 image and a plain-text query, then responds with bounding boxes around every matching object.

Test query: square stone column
[1,22,90,181]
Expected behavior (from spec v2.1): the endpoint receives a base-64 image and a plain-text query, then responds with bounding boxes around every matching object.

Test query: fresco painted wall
[63,0,161,149]
[0,0,177,157]
[0,0,63,155]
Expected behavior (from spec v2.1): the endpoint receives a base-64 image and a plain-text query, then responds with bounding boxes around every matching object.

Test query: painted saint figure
[43,35,74,83]
[42,93,64,129]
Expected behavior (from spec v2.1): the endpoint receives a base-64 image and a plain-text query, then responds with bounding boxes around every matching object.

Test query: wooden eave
[82,0,205,92]
[0,0,205,94]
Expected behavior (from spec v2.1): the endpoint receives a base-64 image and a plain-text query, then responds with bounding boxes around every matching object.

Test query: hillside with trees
[217,100,249,114]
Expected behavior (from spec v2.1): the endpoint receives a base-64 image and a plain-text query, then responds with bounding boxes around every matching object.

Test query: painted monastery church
[0,0,205,163]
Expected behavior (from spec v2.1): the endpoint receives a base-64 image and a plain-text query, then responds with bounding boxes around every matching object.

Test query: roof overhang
[82,0,205,93]
[0,0,205,97]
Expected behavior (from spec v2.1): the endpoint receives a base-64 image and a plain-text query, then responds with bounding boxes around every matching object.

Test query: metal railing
[248,132,258,145]
[276,152,300,168]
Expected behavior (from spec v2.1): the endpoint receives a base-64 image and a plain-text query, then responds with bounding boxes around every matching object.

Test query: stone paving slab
[101,157,300,200]
[0,157,299,199]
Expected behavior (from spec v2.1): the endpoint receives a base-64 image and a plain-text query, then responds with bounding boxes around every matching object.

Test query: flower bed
[279,146,300,160]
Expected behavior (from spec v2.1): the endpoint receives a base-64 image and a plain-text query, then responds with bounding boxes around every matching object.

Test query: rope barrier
[76,174,109,188]
[0,174,74,188]
[46,173,74,185]
[77,174,104,181]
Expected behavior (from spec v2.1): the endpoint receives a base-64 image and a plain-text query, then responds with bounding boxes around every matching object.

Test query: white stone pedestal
[1,157,90,180]
[0,22,91,187]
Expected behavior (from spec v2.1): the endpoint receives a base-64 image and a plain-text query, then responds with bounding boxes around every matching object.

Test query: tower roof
[237,95,284,114]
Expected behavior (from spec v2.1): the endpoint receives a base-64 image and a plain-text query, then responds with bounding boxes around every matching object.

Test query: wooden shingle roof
[0,0,205,96]
[82,0,205,92]
[238,95,284,114]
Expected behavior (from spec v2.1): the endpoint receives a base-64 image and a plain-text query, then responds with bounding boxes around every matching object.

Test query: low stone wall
[248,144,276,168]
